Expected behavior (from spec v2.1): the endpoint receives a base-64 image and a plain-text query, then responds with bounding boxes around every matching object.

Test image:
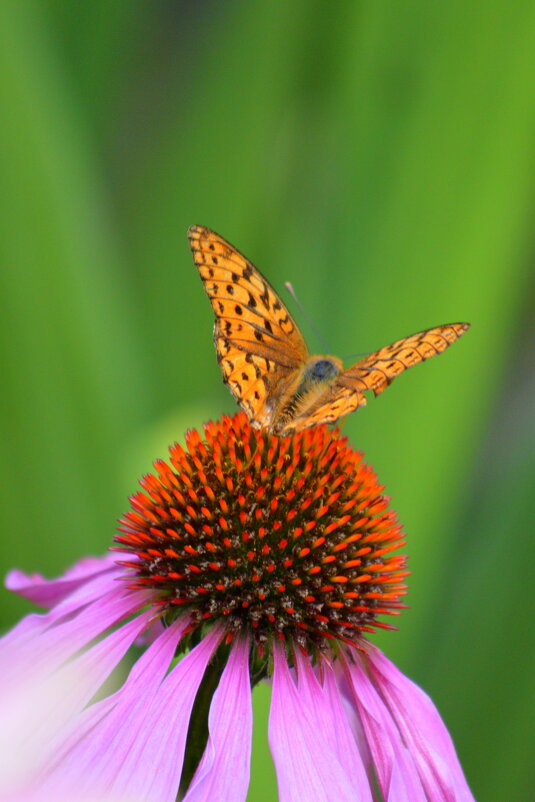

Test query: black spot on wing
[259,281,270,309]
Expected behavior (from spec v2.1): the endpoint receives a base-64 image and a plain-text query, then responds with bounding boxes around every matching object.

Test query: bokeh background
[1,3,534,800]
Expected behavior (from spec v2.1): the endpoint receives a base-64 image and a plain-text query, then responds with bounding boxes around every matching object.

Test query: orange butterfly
[188,225,469,435]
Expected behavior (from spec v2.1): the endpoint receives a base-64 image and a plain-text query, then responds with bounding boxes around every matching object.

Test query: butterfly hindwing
[282,383,367,434]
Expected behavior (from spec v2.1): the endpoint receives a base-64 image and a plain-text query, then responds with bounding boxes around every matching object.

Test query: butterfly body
[188,225,470,434]
[269,355,344,434]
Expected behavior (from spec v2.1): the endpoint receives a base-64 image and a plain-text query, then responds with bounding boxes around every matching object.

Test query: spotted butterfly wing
[188,225,309,429]
[341,324,469,396]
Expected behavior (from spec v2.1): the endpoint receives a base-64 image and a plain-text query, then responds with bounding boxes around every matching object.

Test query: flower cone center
[116,414,408,654]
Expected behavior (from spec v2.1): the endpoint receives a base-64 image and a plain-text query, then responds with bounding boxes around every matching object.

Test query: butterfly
[188,225,470,435]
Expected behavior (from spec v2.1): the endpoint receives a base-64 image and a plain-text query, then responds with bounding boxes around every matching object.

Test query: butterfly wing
[188,225,309,427]
[341,322,470,396]
[280,323,470,433]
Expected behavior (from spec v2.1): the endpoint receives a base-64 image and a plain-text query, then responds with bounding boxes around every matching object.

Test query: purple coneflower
[1,413,474,801]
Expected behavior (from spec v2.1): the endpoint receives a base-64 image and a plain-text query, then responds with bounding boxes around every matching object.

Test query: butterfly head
[304,355,343,384]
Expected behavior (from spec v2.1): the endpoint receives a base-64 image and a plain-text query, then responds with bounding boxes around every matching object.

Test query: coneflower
[0,413,473,801]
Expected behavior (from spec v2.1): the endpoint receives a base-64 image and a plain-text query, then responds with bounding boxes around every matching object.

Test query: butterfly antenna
[285,282,331,352]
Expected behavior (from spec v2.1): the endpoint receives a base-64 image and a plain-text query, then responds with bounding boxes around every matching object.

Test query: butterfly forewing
[188,225,308,427]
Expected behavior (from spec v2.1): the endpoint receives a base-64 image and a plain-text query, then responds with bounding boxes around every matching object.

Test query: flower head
[1,414,474,802]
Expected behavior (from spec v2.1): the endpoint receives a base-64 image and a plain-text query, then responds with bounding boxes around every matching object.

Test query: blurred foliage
[1,2,534,800]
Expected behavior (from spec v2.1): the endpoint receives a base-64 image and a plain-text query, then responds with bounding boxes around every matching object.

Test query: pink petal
[367,647,475,801]
[49,609,154,722]
[107,624,223,802]
[183,637,252,802]
[0,611,153,797]
[40,616,190,794]
[5,553,118,608]
[269,644,366,802]
[292,650,372,798]
[1,584,148,684]
[42,622,222,802]
[340,653,427,801]
[0,568,138,665]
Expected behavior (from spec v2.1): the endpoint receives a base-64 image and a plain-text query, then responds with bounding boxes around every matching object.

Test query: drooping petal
[0,609,152,799]
[5,553,119,608]
[1,583,148,684]
[366,647,475,801]
[317,663,374,798]
[340,653,427,801]
[39,622,223,802]
[183,636,252,802]
[38,615,191,797]
[269,644,365,802]
[293,650,372,800]
[0,564,139,668]
[107,623,223,802]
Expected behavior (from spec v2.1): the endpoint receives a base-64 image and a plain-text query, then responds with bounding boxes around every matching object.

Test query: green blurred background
[1,2,534,799]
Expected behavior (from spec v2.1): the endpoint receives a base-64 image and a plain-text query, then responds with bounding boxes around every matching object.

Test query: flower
[0,413,474,801]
